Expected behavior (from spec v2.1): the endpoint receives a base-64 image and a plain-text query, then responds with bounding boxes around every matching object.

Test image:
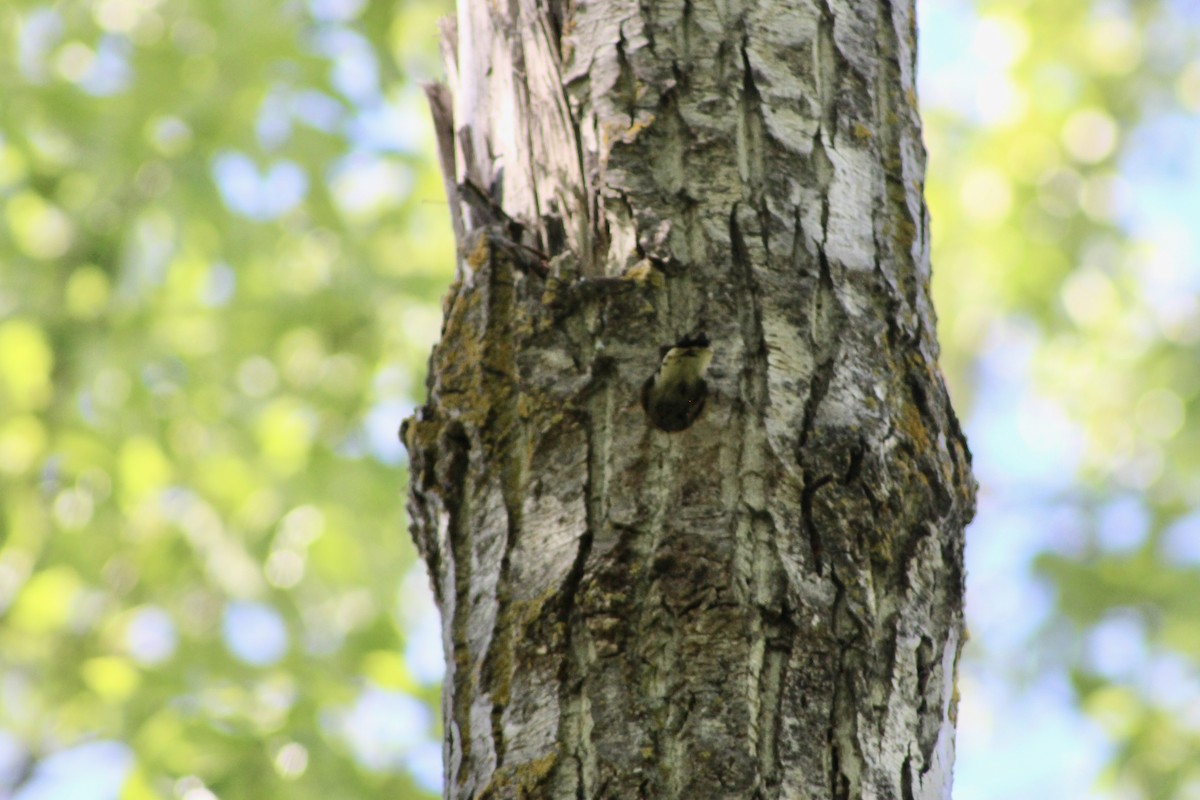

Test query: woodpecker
[641,333,713,432]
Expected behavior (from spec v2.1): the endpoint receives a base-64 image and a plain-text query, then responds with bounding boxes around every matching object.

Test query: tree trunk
[402,0,976,797]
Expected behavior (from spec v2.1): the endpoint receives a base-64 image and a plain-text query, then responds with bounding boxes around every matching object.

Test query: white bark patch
[825,144,880,271]
[762,314,815,446]
[468,699,498,785]
[514,490,587,601]
[749,0,821,46]
[468,485,507,616]
[501,674,561,762]
[743,23,821,155]
[919,628,962,800]
[820,365,873,429]
[831,3,878,75]
[762,106,820,156]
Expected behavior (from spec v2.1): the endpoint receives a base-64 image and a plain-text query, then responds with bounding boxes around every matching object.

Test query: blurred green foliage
[0,0,451,796]
[925,0,1200,796]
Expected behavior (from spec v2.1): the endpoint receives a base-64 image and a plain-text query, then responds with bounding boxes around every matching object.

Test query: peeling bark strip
[402,0,975,797]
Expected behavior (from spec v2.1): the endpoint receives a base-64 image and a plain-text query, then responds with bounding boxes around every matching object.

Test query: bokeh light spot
[1061,109,1118,164]
[125,605,178,666]
[222,601,289,666]
[274,742,309,779]
[960,168,1013,225]
[1135,388,1185,441]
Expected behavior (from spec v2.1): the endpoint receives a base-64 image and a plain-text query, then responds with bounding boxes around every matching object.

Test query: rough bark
[402,0,976,798]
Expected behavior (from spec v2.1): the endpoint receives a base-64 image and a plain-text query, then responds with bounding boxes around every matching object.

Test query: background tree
[403,0,975,796]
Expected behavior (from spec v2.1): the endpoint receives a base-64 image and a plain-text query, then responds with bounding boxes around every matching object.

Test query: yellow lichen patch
[467,236,491,272]
[870,531,895,568]
[540,275,564,307]
[600,122,613,151]
[623,259,664,288]
[477,750,560,800]
[516,394,534,420]
[896,399,930,452]
[400,416,440,458]
[894,218,917,252]
[618,114,656,143]
[482,633,515,707]
[885,182,918,252]
[515,750,559,787]
[559,14,579,63]
[853,123,874,141]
